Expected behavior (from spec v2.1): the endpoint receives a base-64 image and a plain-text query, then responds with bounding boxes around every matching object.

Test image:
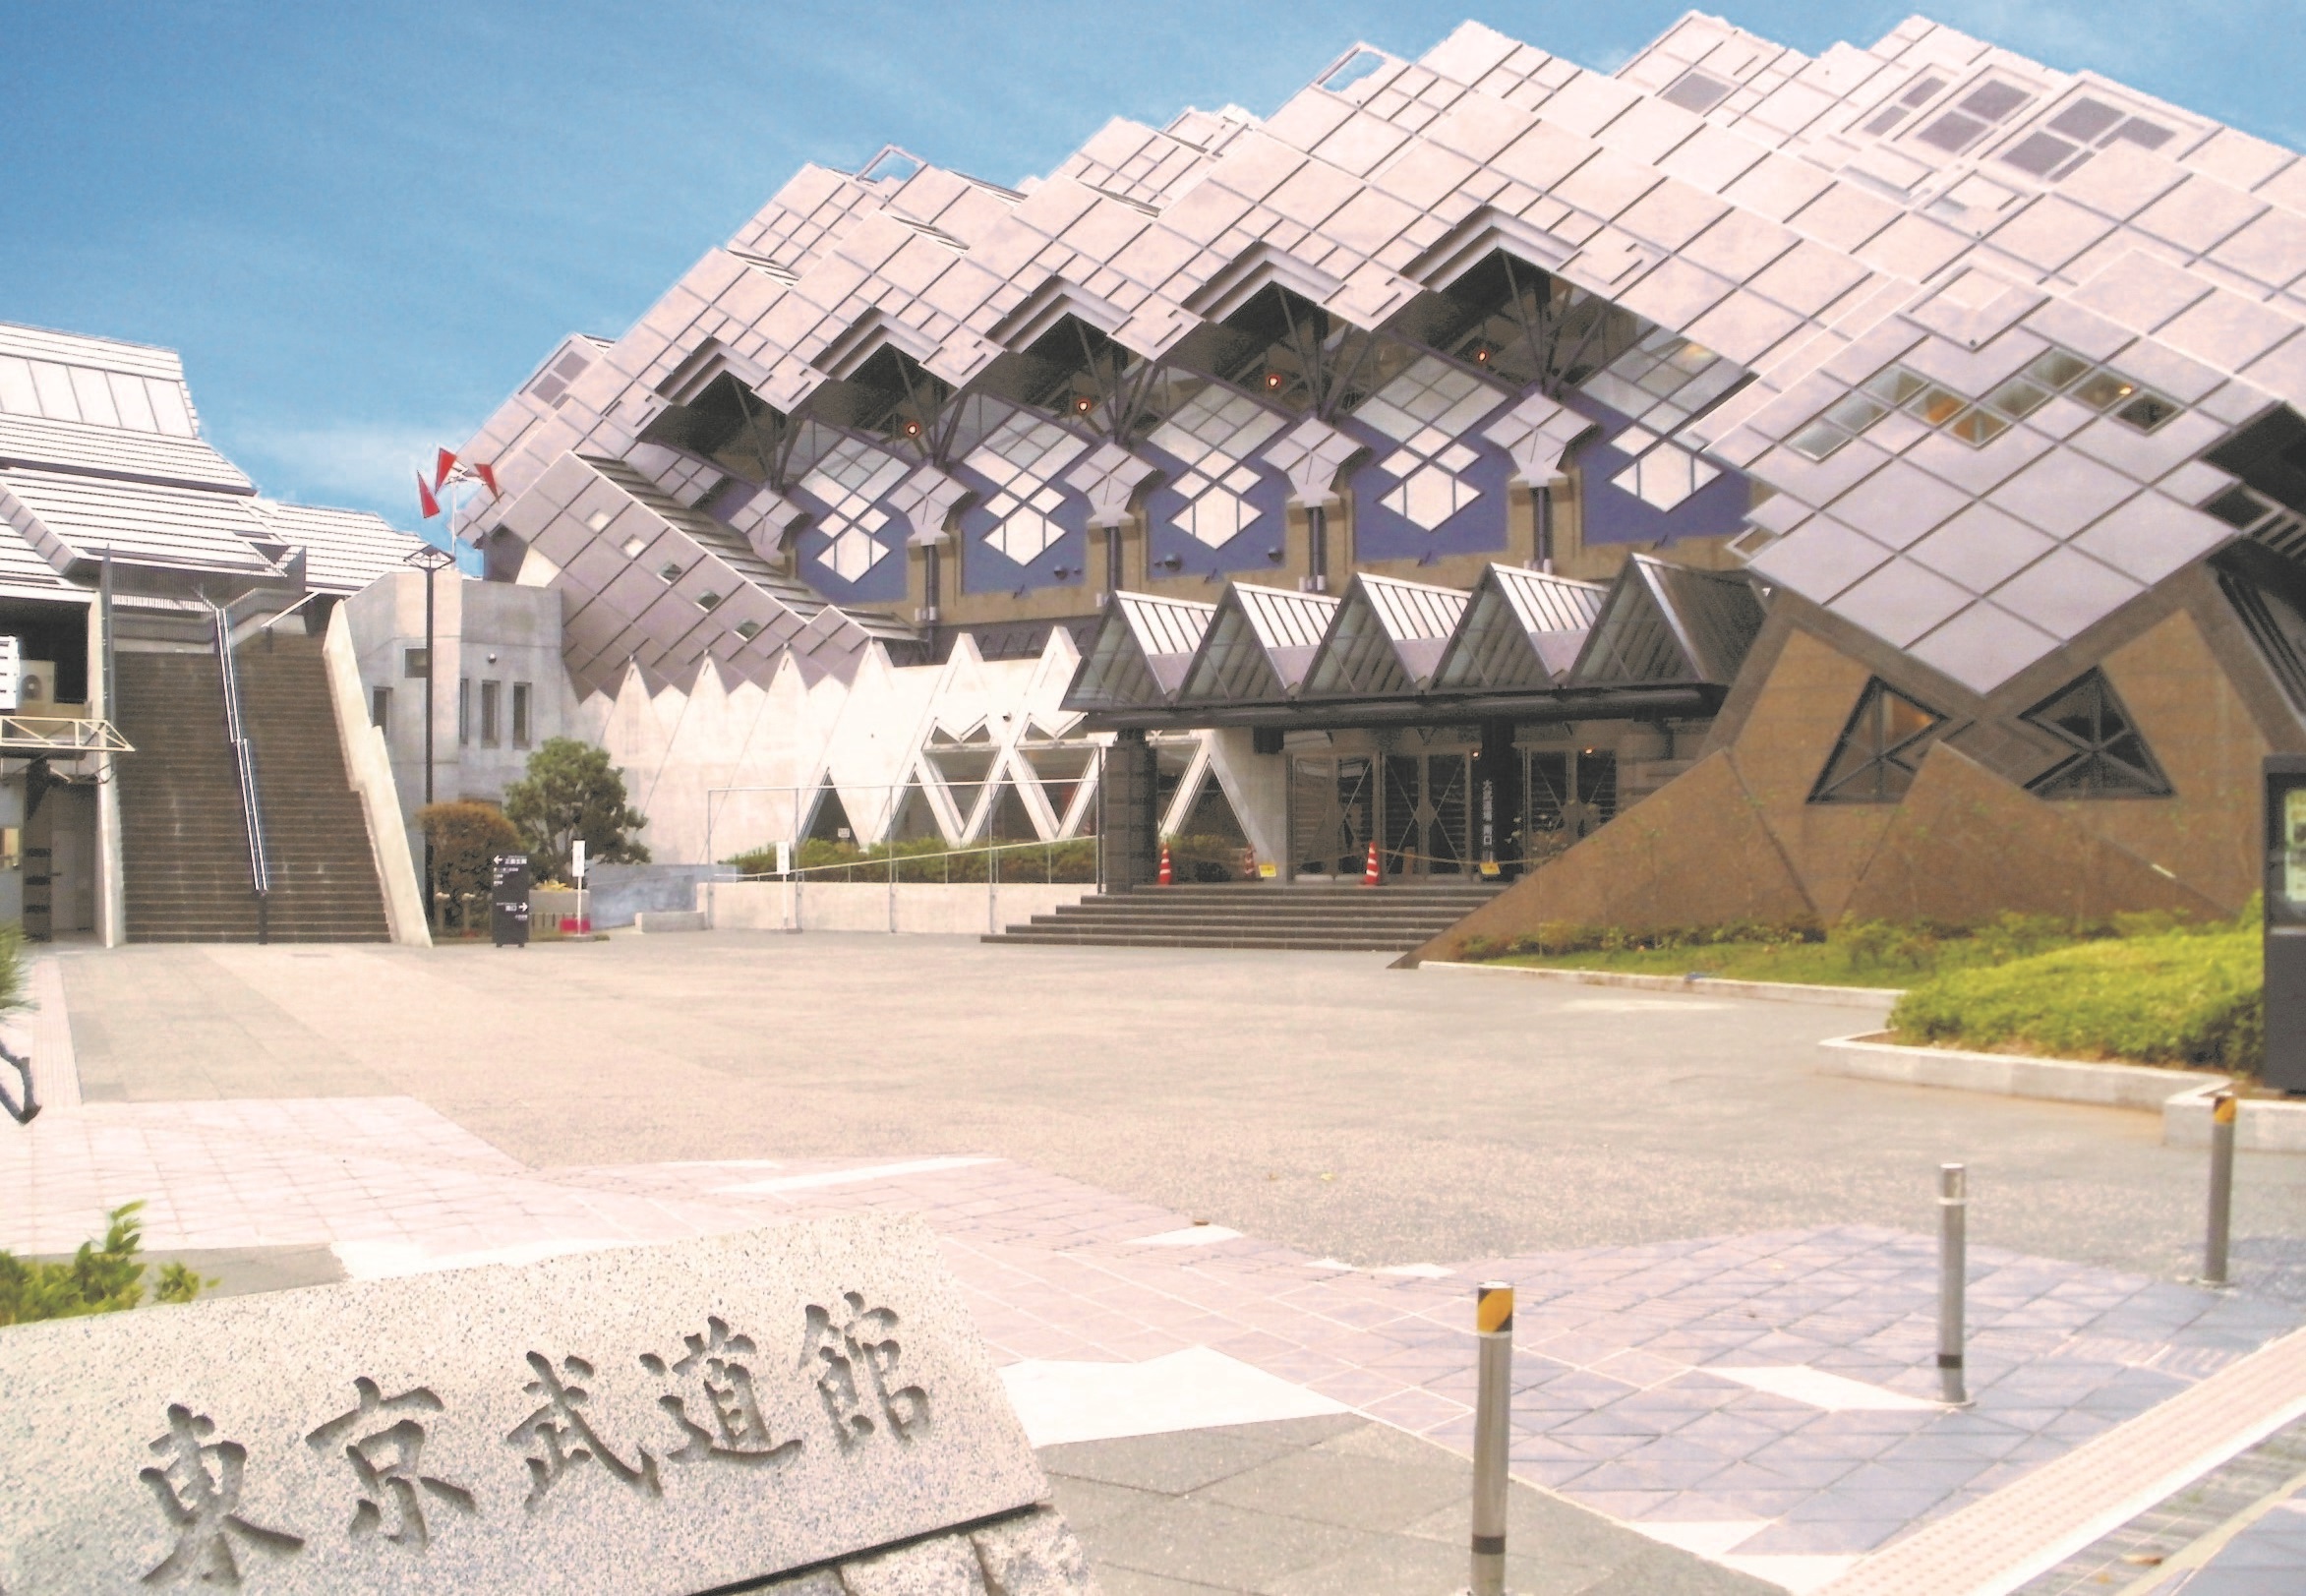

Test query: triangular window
[2022,670,2171,798]
[1808,680,1946,803]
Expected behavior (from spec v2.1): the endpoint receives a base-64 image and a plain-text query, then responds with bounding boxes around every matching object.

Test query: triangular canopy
[1063,591,1216,711]
[1302,572,1469,697]
[1568,555,1763,687]
[1432,563,1607,690]
[1176,582,1338,704]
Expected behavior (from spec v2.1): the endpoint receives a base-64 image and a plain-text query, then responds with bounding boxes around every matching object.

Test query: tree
[417,801,521,930]
[503,738,649,884]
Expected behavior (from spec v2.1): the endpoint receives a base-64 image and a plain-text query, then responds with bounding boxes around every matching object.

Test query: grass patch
[1462,912,2138,988]
[1890,925,2260,1074]
[1460,906,2264,1074]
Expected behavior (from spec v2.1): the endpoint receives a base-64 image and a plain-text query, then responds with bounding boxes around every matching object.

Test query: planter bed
[1818,1032,2306,1152]
[1424,960,1901,1010]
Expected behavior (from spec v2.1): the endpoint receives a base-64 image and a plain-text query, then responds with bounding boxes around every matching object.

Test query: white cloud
[223,419,475,526]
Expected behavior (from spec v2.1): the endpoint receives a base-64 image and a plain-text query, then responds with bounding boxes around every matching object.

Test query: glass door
[1289,755,1373,876]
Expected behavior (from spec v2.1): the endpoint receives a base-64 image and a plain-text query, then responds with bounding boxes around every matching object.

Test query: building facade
[450,13,2306,927]
[0,320,420,941]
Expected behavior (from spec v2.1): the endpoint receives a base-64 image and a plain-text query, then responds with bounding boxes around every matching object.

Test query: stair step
[115,642,390,945]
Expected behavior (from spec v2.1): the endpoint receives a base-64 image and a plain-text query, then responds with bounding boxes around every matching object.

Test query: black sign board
[2263,756,2306,1091]
[491,853,531,948]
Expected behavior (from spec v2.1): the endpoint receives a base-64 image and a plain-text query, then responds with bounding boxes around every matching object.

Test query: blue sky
[3,1,2296,528]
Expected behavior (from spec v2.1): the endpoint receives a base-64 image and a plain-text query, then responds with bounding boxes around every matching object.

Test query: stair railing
[209,600,271,942]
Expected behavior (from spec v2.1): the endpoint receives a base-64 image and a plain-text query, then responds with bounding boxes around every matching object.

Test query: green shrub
[1890,925,2261,1073]
[417,801,521,931]
[502,739,649,883]
[0,1203,213,1326]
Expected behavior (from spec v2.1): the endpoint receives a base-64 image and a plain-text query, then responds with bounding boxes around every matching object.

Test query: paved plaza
[7,932,2306,1593]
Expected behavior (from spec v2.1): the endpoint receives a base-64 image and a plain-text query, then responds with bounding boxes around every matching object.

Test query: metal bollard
[1938,1164,1970,1407]
[1471,1280,1513,1596]
[2204,1092,2237,1286]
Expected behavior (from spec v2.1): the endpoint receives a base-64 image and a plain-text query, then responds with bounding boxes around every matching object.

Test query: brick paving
[7,1079,2298,1594]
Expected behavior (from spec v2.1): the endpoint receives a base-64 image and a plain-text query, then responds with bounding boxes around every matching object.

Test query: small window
[735,619,763,641]
[512,683,531,749]
[1917,111,1990,152]
[2112,117,2173,150]
[1958,82,2031,122]
[1982,376,2052,419]
[2000,132,2078,177]
[2116,392,2179,433]
[1810,680,1947,803]
[2048,98,2124,142]
[1901,75,1947,108]
[2073,370,2139,411]
[2027,349,2092,389]
[480,680,501,748]
[403,647,430,680]
[371,686,389,733]
[658,562,683,582]
[1661,69,1734,113]
[458,678,471,746]
[2023,671,2172,798]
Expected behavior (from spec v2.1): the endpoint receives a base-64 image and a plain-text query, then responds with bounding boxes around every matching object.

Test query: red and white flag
[473,461,500,497]
[433,447,458,491]
[416,474,441,519]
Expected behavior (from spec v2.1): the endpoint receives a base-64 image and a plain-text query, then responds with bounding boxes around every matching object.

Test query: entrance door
[1382,751,1471,875]
[1289,755,1372,876]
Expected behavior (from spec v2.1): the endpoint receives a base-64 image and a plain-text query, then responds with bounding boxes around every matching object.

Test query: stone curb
[635,909,709,932]
[1818,1033,2306,1152]
[1424,960,1902,1009]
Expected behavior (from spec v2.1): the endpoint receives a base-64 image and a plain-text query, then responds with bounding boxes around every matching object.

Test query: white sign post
[571,839,587,934]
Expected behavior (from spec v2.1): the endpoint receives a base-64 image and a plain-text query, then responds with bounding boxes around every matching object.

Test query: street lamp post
[403,543,458,926]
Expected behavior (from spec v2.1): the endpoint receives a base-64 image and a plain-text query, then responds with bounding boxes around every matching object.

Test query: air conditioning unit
[16,660,56,711]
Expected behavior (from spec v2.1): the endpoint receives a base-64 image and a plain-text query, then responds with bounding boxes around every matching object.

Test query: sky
[3,0,2299,529]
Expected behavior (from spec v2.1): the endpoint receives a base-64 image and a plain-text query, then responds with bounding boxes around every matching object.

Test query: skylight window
[1863,73,1949,136]
[0,355,197,438]
[1915,79,2033,154]
[1997,95,2179,182]
[1660,69,1734,113]
[1785,346,2180,460]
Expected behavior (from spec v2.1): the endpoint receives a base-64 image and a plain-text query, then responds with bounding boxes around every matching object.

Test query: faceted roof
[0,321,421,597]
[466,12,2306,697]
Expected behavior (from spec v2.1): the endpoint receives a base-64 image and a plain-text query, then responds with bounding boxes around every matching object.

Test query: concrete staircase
[113,631,389,942]
[983,880,1505,952]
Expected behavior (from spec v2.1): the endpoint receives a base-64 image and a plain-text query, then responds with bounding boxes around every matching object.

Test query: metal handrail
[0,716,133,754]
[209,602,270,904]
[729,835,1095,885]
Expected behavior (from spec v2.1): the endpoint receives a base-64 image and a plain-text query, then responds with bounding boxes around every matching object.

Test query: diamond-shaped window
[1808,680,1947,803]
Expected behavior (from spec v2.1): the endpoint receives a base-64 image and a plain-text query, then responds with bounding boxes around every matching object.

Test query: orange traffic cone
[1157,845,1173,886]
[1362,840,1381,886]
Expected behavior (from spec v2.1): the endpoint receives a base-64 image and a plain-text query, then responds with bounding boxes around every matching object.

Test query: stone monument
[0,1214,1094,1593]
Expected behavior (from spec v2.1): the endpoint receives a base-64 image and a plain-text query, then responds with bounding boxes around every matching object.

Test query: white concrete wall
[341,572,572,830]
[323,607,431,946]
[580,629,1108,865]
[703,879,1089,935]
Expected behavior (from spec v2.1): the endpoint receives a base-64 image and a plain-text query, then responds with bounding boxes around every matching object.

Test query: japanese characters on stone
[129,1293,932,1586]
